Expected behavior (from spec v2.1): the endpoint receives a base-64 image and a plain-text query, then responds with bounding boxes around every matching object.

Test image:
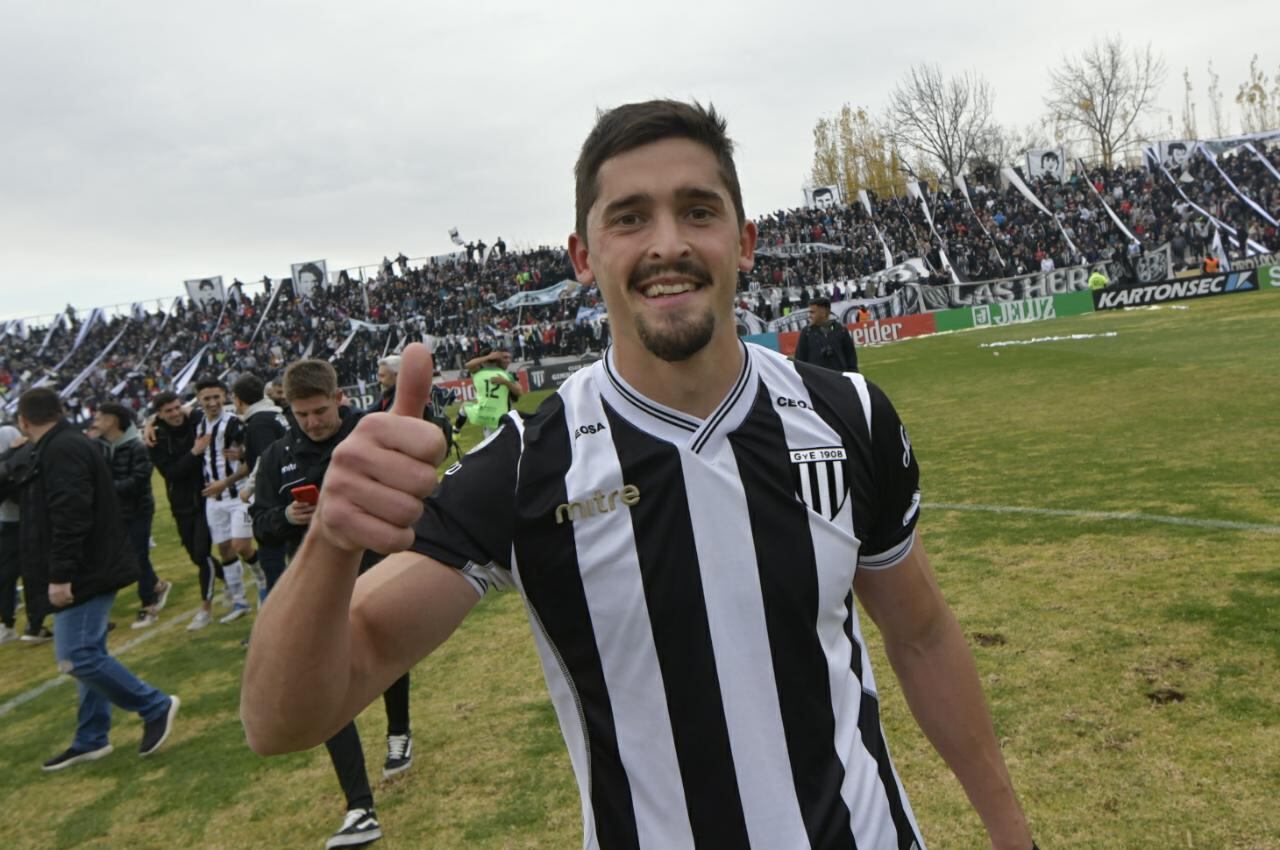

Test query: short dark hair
[574,99,745,243]
[152,391,180,411]
[296,262,323,283]
[1041,151,1060,164]
[813,187,834,198]
[811,296,832,309]
[17,388,63,426]
[283,359,338,402]
[232,373,265,406]
[198,278,216,291]
[96,402,135,432]
[194,377,225,394]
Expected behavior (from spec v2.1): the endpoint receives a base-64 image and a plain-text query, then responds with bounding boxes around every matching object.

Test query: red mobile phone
[290,484,319,505]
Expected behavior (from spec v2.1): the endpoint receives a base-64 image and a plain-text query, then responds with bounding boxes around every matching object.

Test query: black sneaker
[139,695,180,756]
[325,808,382,849]
[382,732,412,778]
[42,744,113,772]
[20,626,52,645]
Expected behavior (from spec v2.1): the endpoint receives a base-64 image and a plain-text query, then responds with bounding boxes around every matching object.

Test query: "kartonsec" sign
[1093,271,1258,310]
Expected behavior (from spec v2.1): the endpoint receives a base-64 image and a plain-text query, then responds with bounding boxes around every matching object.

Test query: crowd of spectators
[2,141,1275,419]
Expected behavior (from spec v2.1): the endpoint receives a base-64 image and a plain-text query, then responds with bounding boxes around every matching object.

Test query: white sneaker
[0,624,18,645]
[153,580,173,612]
[219,602,250,624]
[325,808,382,849]
[131,610,158,630]
[186,610,212,631]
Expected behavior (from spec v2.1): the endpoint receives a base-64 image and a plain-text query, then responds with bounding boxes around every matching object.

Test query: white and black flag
[184,276,225,309]
[803,184,841,211]
[789,447,849,520]
[1025,148,1066,182]
[290,259,328,299]
[1158,140,1194,179]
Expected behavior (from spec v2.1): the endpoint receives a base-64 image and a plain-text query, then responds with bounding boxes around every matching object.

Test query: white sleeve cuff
[857,529,916,571]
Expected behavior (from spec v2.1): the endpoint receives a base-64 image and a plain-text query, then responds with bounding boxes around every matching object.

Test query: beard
[634,306,716,362]
[629,258,717,362]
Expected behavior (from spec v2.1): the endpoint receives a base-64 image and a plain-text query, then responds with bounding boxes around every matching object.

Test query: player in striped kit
[190,377,258,628]
[243,101,1039,850]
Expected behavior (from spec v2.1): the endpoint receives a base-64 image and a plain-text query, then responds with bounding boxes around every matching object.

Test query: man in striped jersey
[192,378,255,627]
[244,101,1038,850]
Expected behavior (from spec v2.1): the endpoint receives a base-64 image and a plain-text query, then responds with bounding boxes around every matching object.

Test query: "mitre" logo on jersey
[555,485,641,524]
[790,447,849,520]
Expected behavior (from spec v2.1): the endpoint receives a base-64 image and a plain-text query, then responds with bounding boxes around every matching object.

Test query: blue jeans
[53,592,171,751]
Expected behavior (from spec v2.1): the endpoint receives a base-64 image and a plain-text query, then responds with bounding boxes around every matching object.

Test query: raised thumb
[389,342,435,418]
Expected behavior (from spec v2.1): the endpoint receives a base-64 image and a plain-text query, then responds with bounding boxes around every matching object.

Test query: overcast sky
[1,0,1274,320]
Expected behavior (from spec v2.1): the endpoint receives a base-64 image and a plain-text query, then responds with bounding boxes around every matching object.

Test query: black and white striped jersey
[412,341,926,850]
[195,409,244,501]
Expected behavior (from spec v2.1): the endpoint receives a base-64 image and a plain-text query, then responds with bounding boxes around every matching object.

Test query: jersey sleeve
[856,383,922,570]
[409,417,521,596]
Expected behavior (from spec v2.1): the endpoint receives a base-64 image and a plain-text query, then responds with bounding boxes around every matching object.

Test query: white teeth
[643,282,696,297]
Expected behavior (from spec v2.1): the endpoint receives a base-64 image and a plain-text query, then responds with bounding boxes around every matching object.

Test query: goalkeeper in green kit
[457,347,523,438]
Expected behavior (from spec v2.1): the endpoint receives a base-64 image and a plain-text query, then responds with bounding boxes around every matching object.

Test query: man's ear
[569,232,595,285]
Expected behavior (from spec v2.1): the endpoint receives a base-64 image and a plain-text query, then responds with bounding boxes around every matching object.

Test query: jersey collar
[596,340,757,454]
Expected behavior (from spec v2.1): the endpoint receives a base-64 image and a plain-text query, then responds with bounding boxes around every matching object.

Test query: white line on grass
[924,502,1280,534]
[0,605,202,719]
[979,332,1117,348]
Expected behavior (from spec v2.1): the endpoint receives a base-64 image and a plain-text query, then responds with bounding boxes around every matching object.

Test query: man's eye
[688,207,714,221]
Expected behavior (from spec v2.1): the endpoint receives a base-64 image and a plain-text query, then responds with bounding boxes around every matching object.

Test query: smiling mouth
[637,278,703,298]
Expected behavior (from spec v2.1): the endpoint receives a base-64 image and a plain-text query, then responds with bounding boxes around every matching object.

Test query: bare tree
[1206,61,1228,137]
[1044,37,1166,167]
[1236,55,1280,133]
[884,64,994,181]
[1180,68,1198,139]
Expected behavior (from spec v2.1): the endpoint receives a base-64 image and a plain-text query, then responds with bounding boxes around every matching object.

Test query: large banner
[290,259,328,298]
[496,280,577,309]
[1026,148,1067,182]
[1158,140,1194,178]
[754,242,848,259]
[184,276,225,309]
[803,185,841,210]
[1093,270,1259,310]
[896,249,1171,314]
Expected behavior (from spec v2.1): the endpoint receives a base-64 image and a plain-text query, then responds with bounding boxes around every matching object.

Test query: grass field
[2,287,1277,849]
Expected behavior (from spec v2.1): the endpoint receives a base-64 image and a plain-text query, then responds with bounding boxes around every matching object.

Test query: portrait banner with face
[291,260,328,299]
[184,276,225,309]
[1158,140,1194,174]
[1026,148,1067,182]
[804,185,841,211]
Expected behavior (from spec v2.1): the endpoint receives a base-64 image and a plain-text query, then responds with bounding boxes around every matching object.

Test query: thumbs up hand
[317,343,447,555]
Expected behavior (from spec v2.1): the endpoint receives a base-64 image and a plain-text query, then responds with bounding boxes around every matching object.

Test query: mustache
[629,259,712,290]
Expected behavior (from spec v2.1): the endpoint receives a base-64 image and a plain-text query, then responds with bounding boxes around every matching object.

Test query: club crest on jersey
[790,447,849,520]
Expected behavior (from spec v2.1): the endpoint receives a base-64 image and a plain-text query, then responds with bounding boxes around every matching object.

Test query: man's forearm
[884,611,1032,849]
[241,532,363,754]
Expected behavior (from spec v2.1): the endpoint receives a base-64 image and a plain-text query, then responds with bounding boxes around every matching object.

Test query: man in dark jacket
[148,392,220,630]
[0,424,51,642]
[12,388,179,771]
[94,402,171,629]
[794,296,859,372]
[249,359,409,850]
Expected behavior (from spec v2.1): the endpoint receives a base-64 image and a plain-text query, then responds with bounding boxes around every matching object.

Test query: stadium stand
[1,141,1275,421]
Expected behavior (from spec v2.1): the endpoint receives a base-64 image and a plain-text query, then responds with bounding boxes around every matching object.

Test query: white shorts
[206,497,253,544]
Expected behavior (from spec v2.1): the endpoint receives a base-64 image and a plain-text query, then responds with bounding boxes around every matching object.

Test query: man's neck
[611,331,743,420]
[27,421,57,443]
